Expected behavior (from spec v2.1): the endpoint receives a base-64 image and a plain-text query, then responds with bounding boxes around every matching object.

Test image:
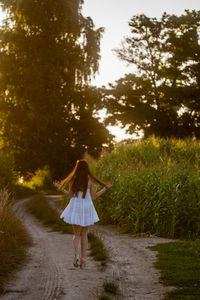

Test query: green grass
[26,195,73,234]
[87,232,108,266]
[0,188,32,294]
[150,240,200,299]
[11,183,37,199]
[98,280,119,300]
[103,281,119,294]
[27,195,109,267]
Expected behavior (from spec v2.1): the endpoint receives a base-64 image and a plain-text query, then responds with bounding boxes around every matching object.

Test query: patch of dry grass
[0,188,32,294]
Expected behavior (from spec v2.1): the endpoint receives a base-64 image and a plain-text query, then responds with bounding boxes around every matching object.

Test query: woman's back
[70,179,92,200]
[60,179,99,227]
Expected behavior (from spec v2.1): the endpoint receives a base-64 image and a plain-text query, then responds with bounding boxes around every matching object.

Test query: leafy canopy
[0,0,113,177]
[105,10,200,138]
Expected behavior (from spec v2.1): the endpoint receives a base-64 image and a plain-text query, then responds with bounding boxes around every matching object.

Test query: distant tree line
[104,10,200,139]
[0,3,199,178]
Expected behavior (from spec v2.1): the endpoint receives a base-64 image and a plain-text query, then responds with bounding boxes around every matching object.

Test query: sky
[1,1,200,141]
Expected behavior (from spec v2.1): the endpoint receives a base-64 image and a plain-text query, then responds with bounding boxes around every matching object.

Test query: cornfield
[92,137,200,238]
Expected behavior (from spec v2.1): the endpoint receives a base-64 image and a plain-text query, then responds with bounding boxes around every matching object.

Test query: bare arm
[90,180,112,200]
[53,180,69,196]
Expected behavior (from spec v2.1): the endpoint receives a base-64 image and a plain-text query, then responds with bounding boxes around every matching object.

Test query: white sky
[1,2,200,141]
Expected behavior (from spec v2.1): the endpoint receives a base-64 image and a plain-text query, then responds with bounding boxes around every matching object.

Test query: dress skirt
[60,190,99,227]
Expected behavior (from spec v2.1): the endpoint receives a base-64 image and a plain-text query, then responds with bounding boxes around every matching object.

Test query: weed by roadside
[27,195,109,268]
[98,280,119,300]
[88,232,108,266]
[0,188,32,294]
[103,281,119,294]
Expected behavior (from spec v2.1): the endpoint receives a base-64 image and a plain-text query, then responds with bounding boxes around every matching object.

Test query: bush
[103,281,118,294]
[22,165,53,191]
[0,152,18,189]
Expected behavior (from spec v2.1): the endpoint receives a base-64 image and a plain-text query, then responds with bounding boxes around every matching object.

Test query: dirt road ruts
[1,195,174,300]
[0,197,111,300]
[49,195,174,300]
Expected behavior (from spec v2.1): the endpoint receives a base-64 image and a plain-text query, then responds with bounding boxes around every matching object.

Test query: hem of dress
[60,216,99,227]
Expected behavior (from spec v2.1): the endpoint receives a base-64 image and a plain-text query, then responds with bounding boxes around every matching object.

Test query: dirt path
[1,196,174,300]
[92,225,174,299]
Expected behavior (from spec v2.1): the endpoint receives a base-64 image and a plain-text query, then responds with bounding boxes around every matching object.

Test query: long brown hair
[58,159,107,198]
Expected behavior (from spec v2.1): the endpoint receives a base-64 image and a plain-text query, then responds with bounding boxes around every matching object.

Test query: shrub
[22,165,53,191]
[103,281,118,294]
[0,152,18,189]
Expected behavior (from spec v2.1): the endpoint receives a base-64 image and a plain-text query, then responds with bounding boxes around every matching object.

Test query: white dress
[60,180,99,227]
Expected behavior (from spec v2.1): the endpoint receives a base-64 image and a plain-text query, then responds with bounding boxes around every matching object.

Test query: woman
[53,159,112,268]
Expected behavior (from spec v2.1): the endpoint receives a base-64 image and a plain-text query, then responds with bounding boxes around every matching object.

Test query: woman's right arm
[53,180,69,196]
[90,180,112,200]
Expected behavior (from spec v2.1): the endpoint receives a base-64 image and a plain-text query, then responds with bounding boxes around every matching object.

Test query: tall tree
[0,0,112,177]
[105,10,200,138]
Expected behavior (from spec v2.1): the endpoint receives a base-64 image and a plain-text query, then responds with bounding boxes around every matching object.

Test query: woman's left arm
[90,180,112,200]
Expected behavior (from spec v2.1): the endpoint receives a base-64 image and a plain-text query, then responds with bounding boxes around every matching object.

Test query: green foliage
[92,137,200,238]
[27,195,73,234]
[103,281,118,294]
[22,165,53,191]
[0,188,32,294]
[0,0,112,178]
[0,151,18,189]
[12,183,36,199]
[150,240,200,299]
[0,150,36,198]
[106,10,200,138]
[87,232,108,265]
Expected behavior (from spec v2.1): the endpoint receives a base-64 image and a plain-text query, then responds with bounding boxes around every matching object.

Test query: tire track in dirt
[92,224,175,300]
[0,197,111,300]
[49,195,175,300]
[1,195,175,300]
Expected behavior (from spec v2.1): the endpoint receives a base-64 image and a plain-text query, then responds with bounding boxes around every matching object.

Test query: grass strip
[26,194,73,234]
[150,240,200,300]
[27,195,109,266]
[87,232,108,266]
[0,188,32,294]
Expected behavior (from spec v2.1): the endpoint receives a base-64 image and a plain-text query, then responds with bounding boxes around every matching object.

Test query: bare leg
[72,225,82,255]
[80,226,89,261]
